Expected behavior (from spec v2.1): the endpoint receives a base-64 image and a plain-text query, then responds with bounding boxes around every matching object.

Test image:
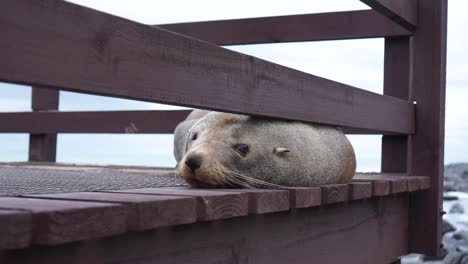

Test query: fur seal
[174,110,356,188]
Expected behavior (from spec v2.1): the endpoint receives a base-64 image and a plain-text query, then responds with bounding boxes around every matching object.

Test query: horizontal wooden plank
[158,10,411,46]
[0,110,405,135]
[355,179,390,196]
[354,174,431,193]
[360,0,417,31]
[0,111,189,134]
[25,192,197,231]
[0,197,126,245]
[109,188,249,221]
[0,0,414,134]
[320,184,348,204]
[0,209,32,250]
[355,174,407,193]
[288,187,322,208]
[218,189,290,214]
[348,182,372,200]
[0,195,409,263]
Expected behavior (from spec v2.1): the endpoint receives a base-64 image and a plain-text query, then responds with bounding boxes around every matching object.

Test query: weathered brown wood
[407,176,431,192]
[0,197,126,245]
[25,192,197,231]
[381,37,411,173]
[219,189,290,214]
[0,195,409,264]
[0,210,32,250]
[407,0,447,256]
[31,87,59,111]
[288,187,322,208]
[109,188,249,221]
[360,0,417,31]
[28,134,57,162]
[0,0,415,134]
[355,174,409,194]
[0,110,407,135]
[28,87,59,162]
[354,177,391,196]
[158,10,411,46]
[417,176,431,190]
[348,182,372,200]
[0,110,191,134]
[320,184,348,204]
[369,180,391,196]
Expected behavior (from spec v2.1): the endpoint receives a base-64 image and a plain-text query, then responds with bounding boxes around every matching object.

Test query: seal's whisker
[223,173,253,189]
[226,170,273,187]
[225,169,292,189]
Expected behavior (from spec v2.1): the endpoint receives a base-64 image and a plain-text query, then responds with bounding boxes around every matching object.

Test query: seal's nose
[185,154,202,172]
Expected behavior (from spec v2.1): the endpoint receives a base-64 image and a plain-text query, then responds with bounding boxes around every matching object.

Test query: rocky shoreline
[403,163,468,264]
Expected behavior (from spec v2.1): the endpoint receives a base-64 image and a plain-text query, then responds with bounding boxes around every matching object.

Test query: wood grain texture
[381,37,411,174]
[288,187,322,208]
[0,110,191,134]
[219,189,290,214]
[0,210,32,250]
[320,184,348,204]
[0,195,409,264]
[355,174,409,194]
[360,0,417,30]
[0,110,405,135]
[109,188,249,221]
[0,0,414,134]
[0,197,126,245]
[158,10,411,46]
[25,192,197,230]
[407,0,447,255]
[354,178,391,196]
[29,87,59,162]
[348,182,372,200]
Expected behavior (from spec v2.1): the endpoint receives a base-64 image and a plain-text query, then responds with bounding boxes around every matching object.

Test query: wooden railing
[0,0,446,257]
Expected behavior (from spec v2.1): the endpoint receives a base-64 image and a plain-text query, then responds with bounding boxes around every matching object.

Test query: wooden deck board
[0,163,431,251]
[0,197,127,245]
[288,187,322,208]
[25,192,197,231]
[0,195,409,264]
[320,184,349,204]
[214,188,291,214]
[348,182,373,200]
[109,188,249,221]
[0,209,32,250]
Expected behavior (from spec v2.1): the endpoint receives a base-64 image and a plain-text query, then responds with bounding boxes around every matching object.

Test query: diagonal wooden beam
[360,0,417,31]
[0,0,414,134]
[157,10,411,46]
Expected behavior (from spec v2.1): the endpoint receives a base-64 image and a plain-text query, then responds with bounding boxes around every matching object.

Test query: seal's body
[174,110,356,188]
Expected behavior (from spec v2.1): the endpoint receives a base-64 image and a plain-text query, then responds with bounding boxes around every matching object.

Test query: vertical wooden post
[407,0,447,256]
[28,87,59,162]
[381,37,411,173]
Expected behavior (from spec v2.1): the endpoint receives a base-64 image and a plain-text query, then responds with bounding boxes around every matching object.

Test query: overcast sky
[0,0,466,170]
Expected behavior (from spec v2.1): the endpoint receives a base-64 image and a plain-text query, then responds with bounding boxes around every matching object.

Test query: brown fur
[174,110,356,188]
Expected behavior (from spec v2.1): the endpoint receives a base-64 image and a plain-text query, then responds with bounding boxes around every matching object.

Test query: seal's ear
[273,147,290,154]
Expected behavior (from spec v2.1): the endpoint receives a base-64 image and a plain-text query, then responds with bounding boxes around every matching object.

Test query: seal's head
[174,111,355,188]
[176,112,258,188]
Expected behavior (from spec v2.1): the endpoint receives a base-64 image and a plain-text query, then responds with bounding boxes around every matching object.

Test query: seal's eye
[191,132,198,141]
[234,144,249,157]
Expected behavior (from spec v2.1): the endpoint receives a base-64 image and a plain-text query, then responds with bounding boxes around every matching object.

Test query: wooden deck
[0,0,447,261]
[0,163,429,263]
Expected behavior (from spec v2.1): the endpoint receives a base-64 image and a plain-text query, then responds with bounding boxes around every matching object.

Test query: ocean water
[0,133,382,171]
[0,83,381,170]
